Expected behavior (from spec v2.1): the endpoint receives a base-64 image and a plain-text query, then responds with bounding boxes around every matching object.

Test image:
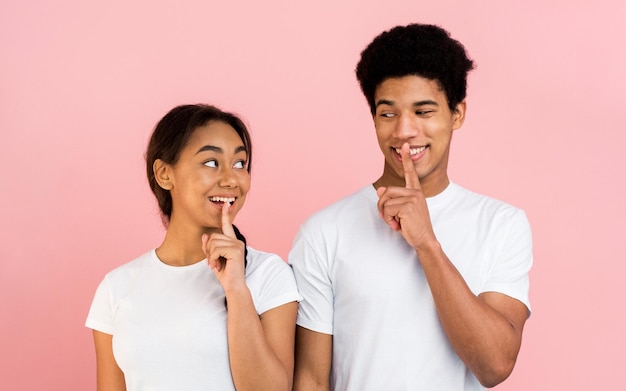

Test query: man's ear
[452,100,467,131]
[153,159,173,190]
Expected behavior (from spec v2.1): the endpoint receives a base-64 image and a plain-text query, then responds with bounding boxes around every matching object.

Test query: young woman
[86,104,301,391]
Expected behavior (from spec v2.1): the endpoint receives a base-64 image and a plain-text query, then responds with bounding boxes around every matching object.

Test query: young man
[289,24,532,390]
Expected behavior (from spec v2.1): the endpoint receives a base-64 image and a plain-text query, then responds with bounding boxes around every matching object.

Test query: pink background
[2,1,625,389]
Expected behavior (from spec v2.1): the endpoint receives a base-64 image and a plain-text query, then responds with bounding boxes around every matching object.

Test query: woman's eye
[233,161,246,169]
[204,160,217,168]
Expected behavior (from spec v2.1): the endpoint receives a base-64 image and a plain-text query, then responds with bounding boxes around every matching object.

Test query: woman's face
[166,121,250,231]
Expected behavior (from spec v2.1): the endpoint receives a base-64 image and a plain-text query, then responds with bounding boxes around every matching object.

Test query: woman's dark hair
[145,103,252,267]
[356,23,475,113]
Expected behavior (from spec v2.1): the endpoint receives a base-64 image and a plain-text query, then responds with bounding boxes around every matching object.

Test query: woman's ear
[153,159,173,190]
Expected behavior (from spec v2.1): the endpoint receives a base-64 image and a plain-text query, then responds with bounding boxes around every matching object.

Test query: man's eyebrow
[195,145,247,155]
[375,99,440,108]
[413,100,439,107]
[375,99,395,108]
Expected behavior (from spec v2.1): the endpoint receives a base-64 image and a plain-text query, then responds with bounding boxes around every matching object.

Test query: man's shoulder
[450,182,523,211]
[445,183,529,227]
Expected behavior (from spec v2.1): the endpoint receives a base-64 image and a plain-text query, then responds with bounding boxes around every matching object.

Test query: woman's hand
[202,202,247,292]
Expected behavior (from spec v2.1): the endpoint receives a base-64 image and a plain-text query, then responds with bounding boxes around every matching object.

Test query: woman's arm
[93,330,126,391]
[203,202,298,391]
[209,236,298,391]
[226,296,298,391]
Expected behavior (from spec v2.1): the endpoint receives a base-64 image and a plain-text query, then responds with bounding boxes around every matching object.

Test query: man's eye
[380,112,395,118]
[233,161,246,169]
[204,160,217,168]
[416,110,433,115]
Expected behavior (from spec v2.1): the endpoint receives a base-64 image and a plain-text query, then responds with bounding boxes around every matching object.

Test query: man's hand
[376,142,437,250]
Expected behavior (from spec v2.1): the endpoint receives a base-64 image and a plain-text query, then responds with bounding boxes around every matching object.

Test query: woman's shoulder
[104,250,155,282]
[245,246,298,284]
[245,247,287,271]
[244,246,301,313]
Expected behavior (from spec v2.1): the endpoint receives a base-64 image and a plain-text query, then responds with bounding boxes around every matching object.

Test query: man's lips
[393,145,427,156]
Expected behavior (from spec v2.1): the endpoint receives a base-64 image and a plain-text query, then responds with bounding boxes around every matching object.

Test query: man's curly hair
[356,23,475,114]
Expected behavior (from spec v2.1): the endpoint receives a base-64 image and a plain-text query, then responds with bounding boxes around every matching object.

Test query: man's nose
[392,114,419,139]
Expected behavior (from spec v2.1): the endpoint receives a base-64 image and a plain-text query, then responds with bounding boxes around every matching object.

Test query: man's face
[373,75,465,195]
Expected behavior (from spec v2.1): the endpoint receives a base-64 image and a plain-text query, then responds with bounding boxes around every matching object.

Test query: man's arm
[293,326,332,391]
[415,241,528,387]
[377,143,529,387]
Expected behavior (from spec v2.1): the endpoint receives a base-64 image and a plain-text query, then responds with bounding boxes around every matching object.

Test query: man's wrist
[415,239,443,258]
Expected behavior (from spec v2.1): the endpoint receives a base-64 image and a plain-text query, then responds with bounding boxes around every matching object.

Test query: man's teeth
[394,146,426,155]
[209,196,235,204]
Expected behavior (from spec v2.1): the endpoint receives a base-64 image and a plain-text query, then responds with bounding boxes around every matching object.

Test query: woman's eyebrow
[195,145,222,155]
[195,145,246,155]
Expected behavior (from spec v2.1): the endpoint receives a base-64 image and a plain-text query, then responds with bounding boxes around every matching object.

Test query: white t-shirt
[289,183,532,391]
[86,247,302,391]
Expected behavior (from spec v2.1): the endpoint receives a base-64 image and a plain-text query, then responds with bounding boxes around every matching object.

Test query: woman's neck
[156,222,220,266]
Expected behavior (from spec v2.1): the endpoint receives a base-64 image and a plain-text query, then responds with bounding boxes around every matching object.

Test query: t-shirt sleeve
[250,253,303,315]
[482,209,533,313]
[85,276,115,335]
[288,229,334,335]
